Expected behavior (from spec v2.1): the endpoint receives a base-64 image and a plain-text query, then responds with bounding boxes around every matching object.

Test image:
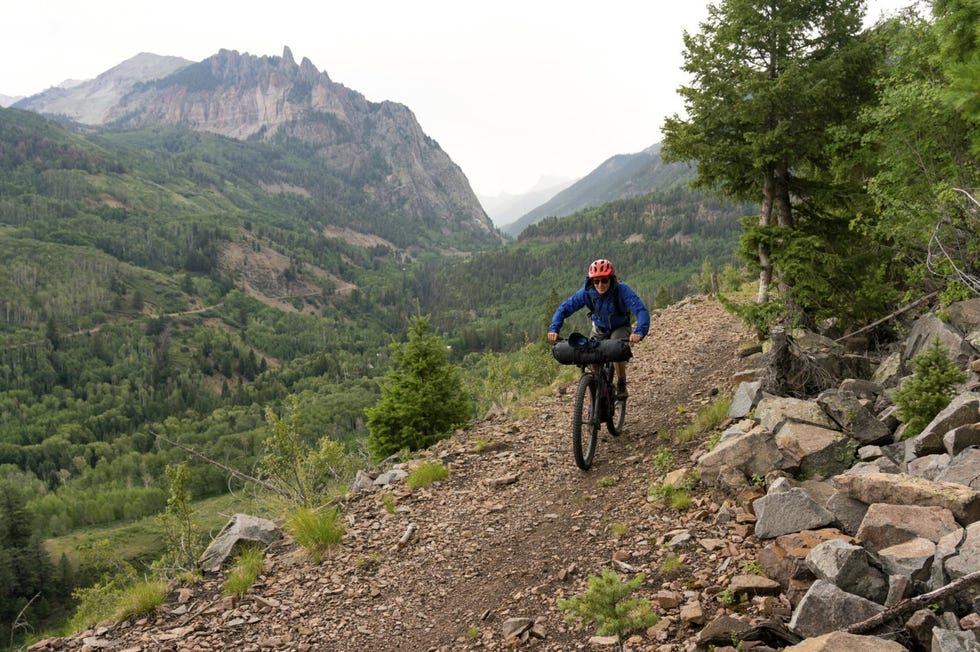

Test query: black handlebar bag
[551,333,632,365]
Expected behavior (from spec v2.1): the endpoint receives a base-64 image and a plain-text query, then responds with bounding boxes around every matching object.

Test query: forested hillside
[503,143,694,236]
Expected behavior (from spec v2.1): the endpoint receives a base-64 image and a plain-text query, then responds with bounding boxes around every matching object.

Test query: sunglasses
[593,277,612,285]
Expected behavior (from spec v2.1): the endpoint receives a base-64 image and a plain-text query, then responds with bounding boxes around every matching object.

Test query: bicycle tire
[598,362,625,437]
[607,396,626,437]
[572,372,600,470]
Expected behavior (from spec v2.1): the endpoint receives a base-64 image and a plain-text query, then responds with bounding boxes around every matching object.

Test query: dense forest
[3,0,980,646]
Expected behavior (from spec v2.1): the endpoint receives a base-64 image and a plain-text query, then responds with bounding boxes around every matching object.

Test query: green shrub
[652,447,674,476]
[223,546,265,597]
[70,581,122,631]
[69,540,138,630]
[648,483,692,511]
[285,506,345,562]
[155,463,203,573]
[261,395,352,508]
[405,460,450,488]
[558,569,658,640]
[893,339,967,438]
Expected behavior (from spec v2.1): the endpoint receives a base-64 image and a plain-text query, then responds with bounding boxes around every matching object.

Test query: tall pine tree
[662,0,878,323]
[0,481,56,645]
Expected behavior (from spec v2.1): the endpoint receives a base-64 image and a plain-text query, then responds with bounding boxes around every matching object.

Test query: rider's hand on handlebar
[629,333,643,344]
[548,332,559,343]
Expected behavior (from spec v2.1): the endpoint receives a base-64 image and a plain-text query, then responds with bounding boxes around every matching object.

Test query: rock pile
[695,297,980,651]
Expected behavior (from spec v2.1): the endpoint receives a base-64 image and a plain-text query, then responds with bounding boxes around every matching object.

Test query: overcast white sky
[1,0,913,197]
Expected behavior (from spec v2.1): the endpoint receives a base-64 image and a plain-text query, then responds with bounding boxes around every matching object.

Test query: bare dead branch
[846,569,980,635]
[835,291,940,342]
[152,431,287,499]
[398,523,417,548]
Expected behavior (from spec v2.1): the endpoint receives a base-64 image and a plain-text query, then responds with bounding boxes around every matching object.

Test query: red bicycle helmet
[588,259,616,278]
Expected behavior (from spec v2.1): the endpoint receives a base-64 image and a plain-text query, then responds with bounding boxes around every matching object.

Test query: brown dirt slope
[42,295,762,652]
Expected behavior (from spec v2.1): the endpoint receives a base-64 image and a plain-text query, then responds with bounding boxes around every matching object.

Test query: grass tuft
[286,506,345,563]
[113,580,168,622]
[223,546,265,596]
[405,460,450,488]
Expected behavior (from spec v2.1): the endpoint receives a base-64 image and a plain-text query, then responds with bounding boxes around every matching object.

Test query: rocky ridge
[29,296,980,651]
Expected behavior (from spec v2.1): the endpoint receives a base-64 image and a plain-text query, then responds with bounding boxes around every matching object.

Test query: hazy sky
[2,0,913,197]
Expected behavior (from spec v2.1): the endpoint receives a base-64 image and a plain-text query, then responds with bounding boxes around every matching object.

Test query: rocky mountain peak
[281,45,296,68]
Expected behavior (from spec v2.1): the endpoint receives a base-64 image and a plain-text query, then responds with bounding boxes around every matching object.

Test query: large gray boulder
[756,396,838,433]
[753,487,836,539]
[832,472,980,526]
[783,631,908,651]
[817,389,893,446]
[902,313,977,368]
[805,539,888,604]
[788,580,886,638]
[697,426,784,486]
[910,393,980,457]
[775,421,857,479]
[198,513,281,573]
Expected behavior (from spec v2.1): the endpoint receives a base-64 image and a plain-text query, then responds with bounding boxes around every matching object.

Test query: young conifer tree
[366,314,471,461]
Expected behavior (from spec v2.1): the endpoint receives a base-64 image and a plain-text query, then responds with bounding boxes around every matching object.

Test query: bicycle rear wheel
[572,372,600,470]
[607,396,626,437]
[600,363,625,437]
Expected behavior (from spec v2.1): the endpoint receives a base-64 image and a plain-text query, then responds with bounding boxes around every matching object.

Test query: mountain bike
[552,334,631,469]
[571,357,626,469]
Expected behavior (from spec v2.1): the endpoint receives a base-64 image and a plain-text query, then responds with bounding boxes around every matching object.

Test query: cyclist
[547,259,650,399]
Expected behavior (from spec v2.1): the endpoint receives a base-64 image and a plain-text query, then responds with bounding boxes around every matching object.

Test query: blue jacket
[549,276,650,337]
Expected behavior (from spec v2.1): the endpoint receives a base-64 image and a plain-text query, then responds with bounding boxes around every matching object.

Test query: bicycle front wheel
[572,372,600,470]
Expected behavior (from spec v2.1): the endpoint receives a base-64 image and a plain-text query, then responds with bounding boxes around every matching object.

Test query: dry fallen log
[847,569,980,635]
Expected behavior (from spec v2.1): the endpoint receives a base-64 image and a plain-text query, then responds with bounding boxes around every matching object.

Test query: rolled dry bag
[552,337,632,365]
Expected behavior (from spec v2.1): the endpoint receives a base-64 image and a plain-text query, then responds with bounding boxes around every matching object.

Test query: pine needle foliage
[366,315,471,461]
[893,339,967,438]
[558,569,658,641]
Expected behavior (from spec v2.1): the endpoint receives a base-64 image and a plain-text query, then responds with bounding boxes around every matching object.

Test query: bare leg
[614,361,626,382]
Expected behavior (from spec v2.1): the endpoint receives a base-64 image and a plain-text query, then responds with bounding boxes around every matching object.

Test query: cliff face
[20,47,498,242]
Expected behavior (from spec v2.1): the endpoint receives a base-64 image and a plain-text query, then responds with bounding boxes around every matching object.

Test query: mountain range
[14,47,498,244]
[499,143,695,237]
[476,176,575,228]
